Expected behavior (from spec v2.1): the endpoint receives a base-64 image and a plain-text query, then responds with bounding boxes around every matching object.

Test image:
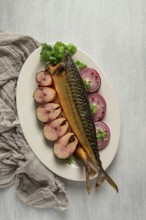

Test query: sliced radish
[43,118,69,141]
[36,71,53,86]
[88,93,106,121]
[80,68,101,93]
[33,87,56,104]
[94,121,110,150]
[54,133,78,159]
[36,103,61,123]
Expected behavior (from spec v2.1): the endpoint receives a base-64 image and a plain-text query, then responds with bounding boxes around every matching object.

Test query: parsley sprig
[90,103,97,114]
[40,42,77,65]
[75,60,87,70]
[96,129,107,142]
[83,80,90,90]
[64,157,74,165]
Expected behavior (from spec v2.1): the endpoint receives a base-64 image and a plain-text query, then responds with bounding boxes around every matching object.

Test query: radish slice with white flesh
[33,87,56,104]
[88,93,106,121]
[80,68,101,93]
[36,71,53,86]
[94,121,110,150]
[36,103,61,123]
[43,118,69,141]
[54,133,78,159]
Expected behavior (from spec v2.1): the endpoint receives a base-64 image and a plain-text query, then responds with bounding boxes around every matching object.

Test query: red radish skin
[80,68,101,93]
[43,118,69,141]
[94,121,110,150]
[54,133,78,159]
[88,93,106,121]
[33,87,56,104]
[36,103,61,123]
[36,71,53,86]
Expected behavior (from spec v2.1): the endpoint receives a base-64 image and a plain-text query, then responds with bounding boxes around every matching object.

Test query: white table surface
[0,0,146,219]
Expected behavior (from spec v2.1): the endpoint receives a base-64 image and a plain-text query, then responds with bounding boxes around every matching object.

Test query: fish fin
[86,162,101,193]
[86,154,99,176]
[85,160,99,193]
[86,167,91,194]
[96,169,118,193]
[75,146,98,176]
[48,63,63,75]
[104,171,119,193]
[95,168,106,189]
[89,166,97,177]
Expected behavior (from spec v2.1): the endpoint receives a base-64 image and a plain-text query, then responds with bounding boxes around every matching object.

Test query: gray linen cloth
[0,30,68,210]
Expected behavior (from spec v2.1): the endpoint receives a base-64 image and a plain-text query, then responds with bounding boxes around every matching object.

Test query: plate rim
[16,45,120,181]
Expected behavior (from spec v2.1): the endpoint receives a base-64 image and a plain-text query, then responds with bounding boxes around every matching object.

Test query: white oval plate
[16,46,120,181]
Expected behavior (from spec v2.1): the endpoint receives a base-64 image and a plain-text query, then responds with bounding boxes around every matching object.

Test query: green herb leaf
[90,103,97,114]
[65,43,77,55]
[75,60,87,70]
[64,157,74,165]
[83,80,90,90]
[40,42,77,65]
[96,129,107,142]
[98,129,103,134]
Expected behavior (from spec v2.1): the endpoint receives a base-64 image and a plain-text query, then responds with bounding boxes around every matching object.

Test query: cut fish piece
[54,133,78,159]
[43,118,69,141]
[36,103,61,122]
[33,87,56,104]
[36,70,52,86]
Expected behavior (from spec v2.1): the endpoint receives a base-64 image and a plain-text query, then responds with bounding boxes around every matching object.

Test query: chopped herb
[75,60,87,70]
[83,80,90,90]
[64,157,74,165]
[90,103,97,114]
[40,42,77,65]
[96,129,107,142]
[65,43,77,55]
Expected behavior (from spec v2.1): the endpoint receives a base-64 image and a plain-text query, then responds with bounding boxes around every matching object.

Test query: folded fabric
[0,30,68,210]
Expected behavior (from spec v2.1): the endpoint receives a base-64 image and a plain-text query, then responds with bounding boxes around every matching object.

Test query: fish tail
[85,166,91,194]
[75,146,98,193]
[75,146,98,175]
[83,157,98,194]
[85,163,98,194]
[96,169,118,193]
[104,171,119,192]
